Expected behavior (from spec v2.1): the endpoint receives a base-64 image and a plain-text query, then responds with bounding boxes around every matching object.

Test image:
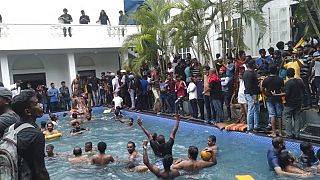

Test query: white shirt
[112,77,120,93]
[315,61,320,77]
[112,96,123,108]
[187,82,197,100]
[9,84,21,97]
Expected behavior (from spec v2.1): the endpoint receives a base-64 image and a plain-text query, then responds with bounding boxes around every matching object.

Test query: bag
[0,123,34,180]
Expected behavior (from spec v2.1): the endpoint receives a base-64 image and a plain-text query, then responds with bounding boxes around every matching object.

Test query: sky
[0,0,125,24]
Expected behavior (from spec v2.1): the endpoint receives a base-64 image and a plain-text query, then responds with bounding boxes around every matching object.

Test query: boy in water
[205,135,218,155]
[91,142,115,165]
[68,146,89,164]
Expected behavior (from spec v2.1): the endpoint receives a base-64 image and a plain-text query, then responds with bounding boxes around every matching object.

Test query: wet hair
[12,90,36,118]
[73,146,82,156]
[208,135,216,143]
[269,65,277,75]
[300,142,312,154]
[46,144,54,150]
[41,121,47,128]
[85,142,92,148]
[272,137,284,149]
[163,154,173,171]
[72,113,78,119]
[127,141,136,148]
[152,133,157,141]
[188,146,199,160]
[286,68,295,78]
[47,122,54,128]
[129,117,134,123]
[97,142,107,153]
[279,151,291,169]
[157,135,165,144]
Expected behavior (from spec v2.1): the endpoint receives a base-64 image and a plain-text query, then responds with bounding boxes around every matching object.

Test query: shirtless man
[119,117,134,127]
[172,146,216,172]
[127,141,138,161]
[71,74,81,97]
[143,140,180,179]
[205,135,218,155]
[84,142,96,156]
[43,122,59,136]
[68,146,89,164]
[91,142,115,165]
[126,141,149,173]
[46,144,56,157]
[70,121,88,135]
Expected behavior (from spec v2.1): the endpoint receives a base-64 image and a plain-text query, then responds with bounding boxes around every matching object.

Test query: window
[178,47,191,59]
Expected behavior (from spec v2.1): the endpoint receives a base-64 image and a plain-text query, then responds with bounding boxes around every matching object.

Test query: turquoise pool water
[41,108,319,180]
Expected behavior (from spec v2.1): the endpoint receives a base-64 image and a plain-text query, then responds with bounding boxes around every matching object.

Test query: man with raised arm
[172,146,216,172]
[142,140,180,179]
[137,114,180,158]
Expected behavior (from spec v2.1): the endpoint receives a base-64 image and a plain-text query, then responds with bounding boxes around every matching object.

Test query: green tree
[122,0,173,76]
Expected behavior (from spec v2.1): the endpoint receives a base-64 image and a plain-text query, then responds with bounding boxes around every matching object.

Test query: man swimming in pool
[172,146,216,172]
[69,146,89,164]
[70,121,88,135]
[46,144,56,157]
[205,135,218,155]
[91,142,115,165]
[84,142,96,156]
[119,117,134,127]
[143,140,180,179]
[43,122,59,136]
[137,114,180,158]
[125,141,149,173]
[267,136,311,177]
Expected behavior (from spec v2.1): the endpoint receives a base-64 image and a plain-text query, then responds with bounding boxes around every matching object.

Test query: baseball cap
[0,87,13,100]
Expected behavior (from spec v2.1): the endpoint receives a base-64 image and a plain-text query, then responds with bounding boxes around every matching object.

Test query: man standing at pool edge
[137,114,180,158]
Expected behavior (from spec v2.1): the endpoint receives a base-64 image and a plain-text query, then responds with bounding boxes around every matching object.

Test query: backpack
[0,123,34,180]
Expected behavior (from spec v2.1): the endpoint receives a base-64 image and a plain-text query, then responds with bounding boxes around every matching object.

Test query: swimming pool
[40,108,319,180]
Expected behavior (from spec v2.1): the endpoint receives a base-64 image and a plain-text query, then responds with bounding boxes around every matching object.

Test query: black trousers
[190,99,198,118]
[63,27,72,37]
[197,99,205,120]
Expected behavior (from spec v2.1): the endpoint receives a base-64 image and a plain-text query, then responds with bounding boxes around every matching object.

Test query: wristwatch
[143,145,147,150]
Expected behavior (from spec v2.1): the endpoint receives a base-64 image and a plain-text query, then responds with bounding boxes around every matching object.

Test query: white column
[67,53,76,85]
[0,54,11,88]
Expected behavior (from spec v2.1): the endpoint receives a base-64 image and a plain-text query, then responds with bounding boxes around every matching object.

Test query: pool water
[41,108,319,180]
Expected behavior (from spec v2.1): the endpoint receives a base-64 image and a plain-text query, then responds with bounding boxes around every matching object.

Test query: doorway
[77,70,96,85]
[13,73,46,90]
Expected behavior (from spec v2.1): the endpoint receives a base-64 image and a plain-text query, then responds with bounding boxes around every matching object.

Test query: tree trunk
[303,0,320,39]
[220,0,226,62]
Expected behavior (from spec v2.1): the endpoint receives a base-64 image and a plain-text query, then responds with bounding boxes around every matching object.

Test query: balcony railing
[0,24,140,51]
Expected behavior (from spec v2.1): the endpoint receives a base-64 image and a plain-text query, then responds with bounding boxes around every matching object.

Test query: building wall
[5,50,120,89]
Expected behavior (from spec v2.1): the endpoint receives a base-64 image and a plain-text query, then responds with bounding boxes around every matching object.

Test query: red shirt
[175,81,186,97]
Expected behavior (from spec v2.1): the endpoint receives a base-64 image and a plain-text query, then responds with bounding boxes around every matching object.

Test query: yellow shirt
[283,60,303,79]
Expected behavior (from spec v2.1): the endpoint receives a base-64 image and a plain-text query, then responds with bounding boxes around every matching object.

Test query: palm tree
[170,0,217,65]
[122,0,173,76]
[295,0,320,39]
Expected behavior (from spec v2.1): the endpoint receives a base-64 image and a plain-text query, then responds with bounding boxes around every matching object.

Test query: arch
[76,56,95,67]
[11,55,44,70]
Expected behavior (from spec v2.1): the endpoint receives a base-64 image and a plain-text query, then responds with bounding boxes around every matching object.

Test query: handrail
[0,23,138,28]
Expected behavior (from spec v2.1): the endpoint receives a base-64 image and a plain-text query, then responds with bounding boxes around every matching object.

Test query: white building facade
[0,0,139,88]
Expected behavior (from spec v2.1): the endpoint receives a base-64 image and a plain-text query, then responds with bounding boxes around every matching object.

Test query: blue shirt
[267,149,280,170]
[256,56,272,75]
[196,80,204,99]
[226,63,235,78]
[185,66,191,83]
[48,88,59,103]
[140,79,149,96]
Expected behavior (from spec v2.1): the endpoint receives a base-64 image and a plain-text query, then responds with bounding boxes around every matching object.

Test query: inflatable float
[45,132,63,140]
[235,175,254,180]
[225,123,247,132]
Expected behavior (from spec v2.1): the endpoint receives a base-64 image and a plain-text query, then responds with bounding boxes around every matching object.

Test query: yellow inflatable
[200,150,213,161]
[235,175,254,180]
[45,132,63,140]
[103,109,112,114]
